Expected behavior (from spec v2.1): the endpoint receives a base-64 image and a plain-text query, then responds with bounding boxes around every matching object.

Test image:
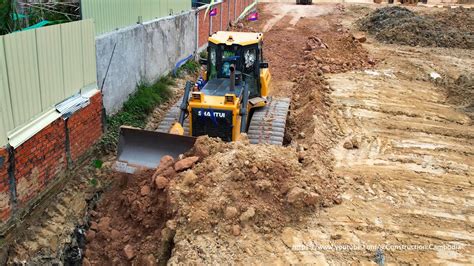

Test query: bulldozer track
[156,97,190,134]
[247,97,290,145]
[157,97,290,146]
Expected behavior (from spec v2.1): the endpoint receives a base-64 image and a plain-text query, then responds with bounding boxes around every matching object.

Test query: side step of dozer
[115,126,196,173]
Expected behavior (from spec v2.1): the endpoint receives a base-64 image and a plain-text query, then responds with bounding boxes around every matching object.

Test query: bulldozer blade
[115,126,196,173]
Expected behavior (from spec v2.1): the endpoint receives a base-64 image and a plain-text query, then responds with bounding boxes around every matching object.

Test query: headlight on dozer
[224,94,235,105]
[191,92,203,102]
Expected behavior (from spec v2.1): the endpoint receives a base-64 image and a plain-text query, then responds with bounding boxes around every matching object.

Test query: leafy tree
[0,0,19,35]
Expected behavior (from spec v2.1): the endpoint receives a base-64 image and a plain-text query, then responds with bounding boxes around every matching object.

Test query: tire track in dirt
[315,41,474,264]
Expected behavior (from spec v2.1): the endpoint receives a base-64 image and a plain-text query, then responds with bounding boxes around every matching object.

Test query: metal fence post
[234,0,237,22]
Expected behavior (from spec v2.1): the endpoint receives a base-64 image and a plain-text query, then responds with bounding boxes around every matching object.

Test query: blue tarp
[20,20,52,31]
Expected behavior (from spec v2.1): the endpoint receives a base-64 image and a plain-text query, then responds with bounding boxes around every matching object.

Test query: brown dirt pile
[84,169,173,265]
[83,136,340,265]
[166,136,340,264]
[169,137,339,235]
[359,6,474,48]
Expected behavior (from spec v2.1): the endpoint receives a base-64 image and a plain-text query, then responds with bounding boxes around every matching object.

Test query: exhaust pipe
[230,64,235,92]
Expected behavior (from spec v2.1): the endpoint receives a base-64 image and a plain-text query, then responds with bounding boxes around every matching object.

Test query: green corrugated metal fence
[81,0,192,35]
[0,20,97,147]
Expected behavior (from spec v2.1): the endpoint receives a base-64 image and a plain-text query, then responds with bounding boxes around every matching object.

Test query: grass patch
[176,59,200,77]
[99,76,174,153]
[92,159,103,169]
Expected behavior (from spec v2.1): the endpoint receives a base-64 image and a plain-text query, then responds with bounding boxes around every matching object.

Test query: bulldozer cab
[204,32,264,98]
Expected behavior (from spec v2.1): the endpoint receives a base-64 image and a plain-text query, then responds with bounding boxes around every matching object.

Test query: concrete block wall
[97,11,197,114]
[0,91,103,229]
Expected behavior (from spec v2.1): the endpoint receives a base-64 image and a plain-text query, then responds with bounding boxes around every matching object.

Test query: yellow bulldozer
[116,31,290,172]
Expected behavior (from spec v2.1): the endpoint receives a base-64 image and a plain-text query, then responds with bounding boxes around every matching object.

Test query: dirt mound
[165,137,340,264]
[359,6,474,48]
[83,136,340,265]
[170,137,339,235]
[435,74,474,118]
[84,169,173,265]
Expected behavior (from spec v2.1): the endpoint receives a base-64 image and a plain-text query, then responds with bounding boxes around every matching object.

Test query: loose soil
[359,6,474,48]
[84,169,172,265]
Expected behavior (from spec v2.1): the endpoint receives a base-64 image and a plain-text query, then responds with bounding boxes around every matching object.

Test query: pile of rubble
[359,6,474,48]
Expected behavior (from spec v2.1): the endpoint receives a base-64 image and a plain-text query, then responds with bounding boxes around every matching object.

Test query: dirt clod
[155,176,169,189]
[123,244,135,260]
[174,156,200,172]
[85,231,96,242]
[224,206,239,219]
[287,187,306,205]
[140,185,151,196]
[182,170,198,186]
[231,225,241,236]
[239,207,256,223]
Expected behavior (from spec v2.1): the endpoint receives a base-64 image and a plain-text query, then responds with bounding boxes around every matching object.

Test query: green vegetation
[0,0,80,35]
[89,178,98,187]
[176,60,200,77]
[92,159,103,169]
[99,76,174,153]
[0,0,18,35]
[199,50,208,59]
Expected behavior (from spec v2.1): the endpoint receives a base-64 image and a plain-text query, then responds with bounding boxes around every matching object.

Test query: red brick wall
[0,148,10,222]
[0,91,103,226]
[229,0,236,27]
[14,119,66,205]
[198,8,210,47]
[223,0,231,30]
[198,0,253,48]
[69,93,103,162]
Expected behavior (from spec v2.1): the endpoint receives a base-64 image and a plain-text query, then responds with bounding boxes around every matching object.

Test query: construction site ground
[4,1,473,265]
